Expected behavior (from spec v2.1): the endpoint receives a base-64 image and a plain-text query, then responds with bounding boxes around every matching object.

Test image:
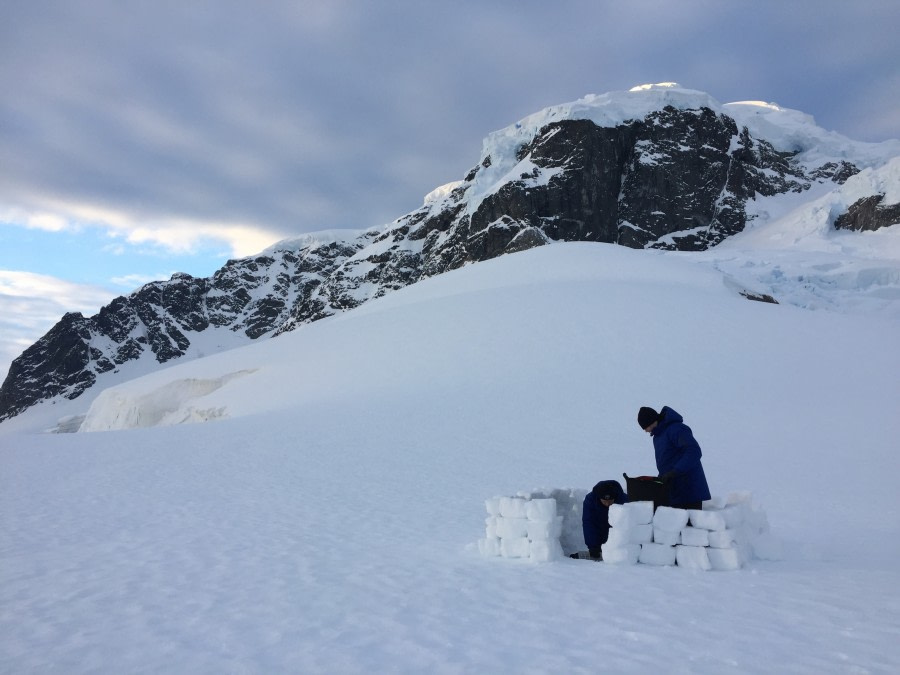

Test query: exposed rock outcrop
[834,194,900,232]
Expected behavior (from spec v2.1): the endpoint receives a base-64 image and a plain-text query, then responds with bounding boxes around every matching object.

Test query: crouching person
[571,480,627,560]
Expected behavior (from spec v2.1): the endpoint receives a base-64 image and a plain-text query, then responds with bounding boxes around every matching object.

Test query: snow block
[499,497,528,518]
[608,502,653,529]
[500,536,531,559]
[601,544,640,565]
[481,486,771,568]
[653,506,690,531]
[607,523,653,547]
[689,509,726,531]
[708,529,737,549]
[605,528,629,548]
[530,539,563,563]
[639,543,676,566]
[525,498,558,522]
[681,526,710,547]
[653,527,681,546]
[607,504,630,529]
[526,516,563,541]
[675,545,712,571]
[628,501,654,525]
[485,516,499,539]
[631,523,654,544]
[478,537,501,557]
[495,517,528,539]
[708,547,742,571]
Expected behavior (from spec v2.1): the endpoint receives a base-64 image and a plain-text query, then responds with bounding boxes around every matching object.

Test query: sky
[2,0,899,379]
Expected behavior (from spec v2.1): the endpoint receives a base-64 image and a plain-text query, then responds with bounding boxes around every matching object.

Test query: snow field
[2,242,899,672]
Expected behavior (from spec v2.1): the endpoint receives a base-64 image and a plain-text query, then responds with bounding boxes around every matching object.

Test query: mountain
[2,83,898,423]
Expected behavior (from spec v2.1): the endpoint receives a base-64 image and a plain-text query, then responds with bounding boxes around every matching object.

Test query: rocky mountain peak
[2,86,898,423]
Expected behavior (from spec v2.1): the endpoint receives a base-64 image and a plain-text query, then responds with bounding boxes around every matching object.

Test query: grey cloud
[1,0,898,247]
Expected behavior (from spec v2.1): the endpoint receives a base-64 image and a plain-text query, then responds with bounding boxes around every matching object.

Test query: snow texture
[676,545,713,571]
[639,543,677,567]
[653,505,690,531]
[481,492,576,562]
[2,241,899,673]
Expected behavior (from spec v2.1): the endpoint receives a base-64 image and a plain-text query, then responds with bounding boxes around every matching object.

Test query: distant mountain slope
[2,83,898,422]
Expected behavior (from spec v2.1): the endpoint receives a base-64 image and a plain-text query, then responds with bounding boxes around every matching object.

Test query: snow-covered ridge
[724,100,900,169]
[258,228,368,256]
[466,83,899,215]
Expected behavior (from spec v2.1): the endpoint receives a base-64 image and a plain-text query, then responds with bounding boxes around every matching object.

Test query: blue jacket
[582,480,627,551]
[651,406,711,506]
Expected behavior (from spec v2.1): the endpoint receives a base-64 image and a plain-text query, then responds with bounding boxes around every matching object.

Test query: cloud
[109,273,174,290]
[1,1,897,261]
[0,271,118,382]
[1,198,285,258]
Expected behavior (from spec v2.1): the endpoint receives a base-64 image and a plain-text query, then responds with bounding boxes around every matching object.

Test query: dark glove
[658,471,676,484]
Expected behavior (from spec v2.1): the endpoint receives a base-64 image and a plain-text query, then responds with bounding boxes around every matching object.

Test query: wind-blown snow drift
[79,369,256,431]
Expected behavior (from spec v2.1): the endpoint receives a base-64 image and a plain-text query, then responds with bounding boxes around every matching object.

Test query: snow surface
[700,156,900,318]
[258,229,368,257]
[2,238,900,672]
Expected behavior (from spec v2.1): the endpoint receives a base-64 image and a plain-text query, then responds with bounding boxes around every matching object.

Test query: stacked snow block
[479,488,587,562]
[601,501,654,564]
[603,492,779,570]
[480,489,780,568]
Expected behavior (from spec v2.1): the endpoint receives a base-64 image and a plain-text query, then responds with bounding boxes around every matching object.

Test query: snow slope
[698,156,900,319]
[2,243,900,673]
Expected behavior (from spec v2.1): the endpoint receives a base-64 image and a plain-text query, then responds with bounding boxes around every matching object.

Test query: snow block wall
[479,489,587,562]
[479,490,782,568]
[603,492,781,570]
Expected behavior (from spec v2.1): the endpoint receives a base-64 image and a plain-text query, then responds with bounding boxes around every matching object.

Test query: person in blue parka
[638,406,711,509]
[581,479,627,559]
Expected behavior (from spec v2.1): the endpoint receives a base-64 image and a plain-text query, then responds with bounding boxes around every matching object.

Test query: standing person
[638,406,711,510]
[574,479,627,560]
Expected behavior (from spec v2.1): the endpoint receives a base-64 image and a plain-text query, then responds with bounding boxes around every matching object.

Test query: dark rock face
[397,107,815,264]
[0,240,364,420]
[0,313,96,419]
[834,194,900,232]
[0,104,880,422]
